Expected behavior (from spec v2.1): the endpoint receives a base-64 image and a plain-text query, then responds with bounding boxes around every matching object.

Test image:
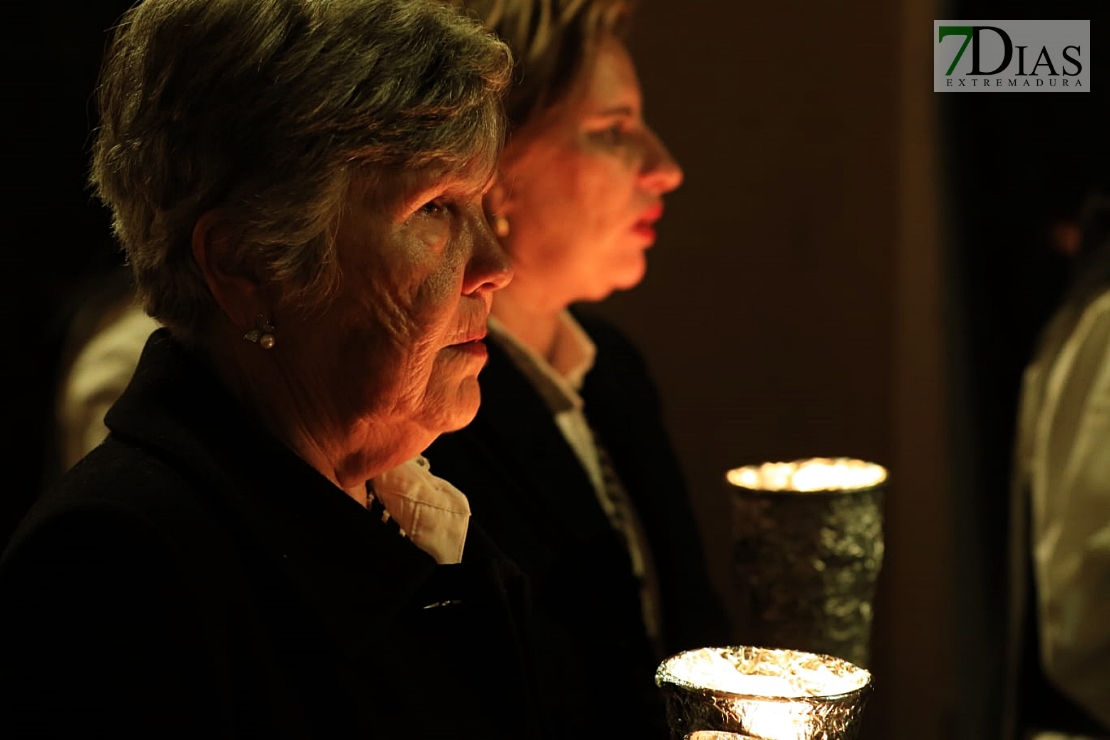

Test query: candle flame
[726,458,886,493]
[658,646,872,740]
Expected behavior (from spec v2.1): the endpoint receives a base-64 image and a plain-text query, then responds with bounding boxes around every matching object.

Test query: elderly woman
[424,0,731,737]
[0,0,547,736]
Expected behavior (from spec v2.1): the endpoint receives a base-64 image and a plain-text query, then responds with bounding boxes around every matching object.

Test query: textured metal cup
[728,458,887,668]
[656,646,873,740]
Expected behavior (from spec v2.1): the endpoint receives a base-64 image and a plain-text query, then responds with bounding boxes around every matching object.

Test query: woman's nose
[463,206,513,294]
[640,126,684,195]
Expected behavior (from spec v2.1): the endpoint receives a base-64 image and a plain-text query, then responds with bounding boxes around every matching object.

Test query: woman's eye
[419,199,448,217]
[598,124,625,146]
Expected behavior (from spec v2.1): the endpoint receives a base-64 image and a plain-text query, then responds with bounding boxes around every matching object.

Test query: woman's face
[278,168,512,469]
[497,36,683,307]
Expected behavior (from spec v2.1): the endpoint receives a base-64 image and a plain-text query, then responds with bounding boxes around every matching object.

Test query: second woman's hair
[450,0,631,130]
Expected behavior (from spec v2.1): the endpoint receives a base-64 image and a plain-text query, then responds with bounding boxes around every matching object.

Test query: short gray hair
[91,0,512,340]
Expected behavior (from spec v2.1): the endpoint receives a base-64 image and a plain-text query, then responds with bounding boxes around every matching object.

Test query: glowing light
[657,646,871,740]
[725,458,886,493]
[664,647,868,698]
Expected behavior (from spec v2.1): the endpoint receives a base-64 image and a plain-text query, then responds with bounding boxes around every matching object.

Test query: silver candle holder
[728,458,887,668]
[656,646,873,740]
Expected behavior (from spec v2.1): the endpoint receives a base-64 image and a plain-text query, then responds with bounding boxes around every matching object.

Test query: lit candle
[656,646,872,740]
[726,458,887,493]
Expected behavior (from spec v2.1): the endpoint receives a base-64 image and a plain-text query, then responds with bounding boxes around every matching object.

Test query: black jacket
[425,311,731,740]
[0,330,551,738]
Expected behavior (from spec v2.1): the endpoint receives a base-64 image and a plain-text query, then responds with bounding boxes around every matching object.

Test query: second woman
[426,1,731,737]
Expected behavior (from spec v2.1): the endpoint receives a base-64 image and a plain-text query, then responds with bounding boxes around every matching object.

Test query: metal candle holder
[727,458,887,669]
[656,646,873,740]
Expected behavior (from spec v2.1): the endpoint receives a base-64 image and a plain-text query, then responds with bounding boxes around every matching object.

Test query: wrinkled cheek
[351,275,462,415]
[325,337,377,415]
[323,319,413,414]
[418,351,481,430]
[394,345,442,410]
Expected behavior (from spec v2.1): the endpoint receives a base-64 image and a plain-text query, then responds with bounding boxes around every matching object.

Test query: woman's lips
[633,203,664,242]
[447,327,489,359]
[640,203,664,223]
[450,326,487,344]
[448,337,488,359]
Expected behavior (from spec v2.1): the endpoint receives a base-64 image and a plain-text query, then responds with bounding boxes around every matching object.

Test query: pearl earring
[492,214,510,238]
[243,315,276,350]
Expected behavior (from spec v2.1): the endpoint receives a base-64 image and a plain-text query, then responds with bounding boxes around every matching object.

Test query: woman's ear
[484,177,510,223]
[191,211,265,329]
[484,175,518,241]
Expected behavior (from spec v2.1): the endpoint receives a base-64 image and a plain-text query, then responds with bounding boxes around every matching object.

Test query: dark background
[4,2,1108,738]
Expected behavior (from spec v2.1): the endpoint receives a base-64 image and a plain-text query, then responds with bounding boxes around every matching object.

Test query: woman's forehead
[574,37,641,115]
[404,161,494,197]
[352,162,493,210]
[526,36,642,136]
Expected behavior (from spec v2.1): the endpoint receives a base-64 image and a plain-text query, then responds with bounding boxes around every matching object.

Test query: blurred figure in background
[425,1,730,737]
[1007,188,1110,739]
[52,267,157,474]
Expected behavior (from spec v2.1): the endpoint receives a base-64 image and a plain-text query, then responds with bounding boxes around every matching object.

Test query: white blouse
[1015,288,1110,728]
[488,313,663,653]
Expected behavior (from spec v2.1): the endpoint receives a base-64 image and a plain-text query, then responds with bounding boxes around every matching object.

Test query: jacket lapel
[464,339,615,545]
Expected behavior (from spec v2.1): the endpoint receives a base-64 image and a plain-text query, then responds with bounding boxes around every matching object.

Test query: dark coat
[0,331,551,739]
[424,311,731,740]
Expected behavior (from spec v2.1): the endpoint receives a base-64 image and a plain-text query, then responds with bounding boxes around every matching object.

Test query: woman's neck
[201,332,410,505]
[491,283,566,362]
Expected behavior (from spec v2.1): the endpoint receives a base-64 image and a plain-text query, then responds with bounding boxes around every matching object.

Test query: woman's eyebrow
[391,171,488,217]
[591,104,635,118]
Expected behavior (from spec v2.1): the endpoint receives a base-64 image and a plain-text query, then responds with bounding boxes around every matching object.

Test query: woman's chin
[603,263,649,297]
[436,378,483,433]
[570,261,645,305]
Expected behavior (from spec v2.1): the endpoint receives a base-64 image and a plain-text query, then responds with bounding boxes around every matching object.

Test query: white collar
[488,311,596,414]
[371,456,470,564]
